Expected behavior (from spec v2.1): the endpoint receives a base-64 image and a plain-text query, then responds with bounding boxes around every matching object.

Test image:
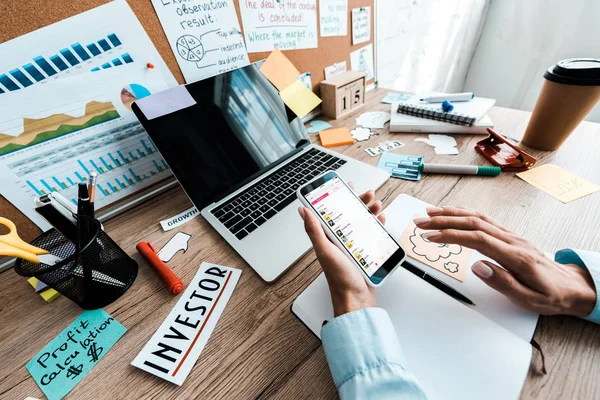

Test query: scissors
[0,217,125,287]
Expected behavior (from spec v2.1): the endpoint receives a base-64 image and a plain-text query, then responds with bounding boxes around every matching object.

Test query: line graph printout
[0,0,177,94]
[151,0,249,83]
[238,0,318,53]
[0,66,172,230]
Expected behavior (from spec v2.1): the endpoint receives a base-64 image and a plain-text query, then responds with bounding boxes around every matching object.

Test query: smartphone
[297,171,406,286]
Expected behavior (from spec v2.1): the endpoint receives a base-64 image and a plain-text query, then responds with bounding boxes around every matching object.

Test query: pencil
[401,260,475,306]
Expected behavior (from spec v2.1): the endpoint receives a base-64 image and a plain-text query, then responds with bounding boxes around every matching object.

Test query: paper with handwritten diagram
[517,164,600,203]
[239,0,318,52]
[350,44,374,80]
[150,0,248,83]
[400,217,473,281]
[352,7,370,44]
[320,0,348,37]
[26,309,126,400]
[132,263,241,385]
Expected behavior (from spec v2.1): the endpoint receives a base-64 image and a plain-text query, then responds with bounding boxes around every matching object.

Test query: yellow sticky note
[399,217,474,282]
[259,47,301,91]
[280,81,322,118]
[517,164,600,203]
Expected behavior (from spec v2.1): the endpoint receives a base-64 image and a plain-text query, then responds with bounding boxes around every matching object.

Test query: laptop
[132,62,390,282]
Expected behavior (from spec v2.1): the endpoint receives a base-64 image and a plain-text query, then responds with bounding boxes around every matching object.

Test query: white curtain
[376,0,491,94]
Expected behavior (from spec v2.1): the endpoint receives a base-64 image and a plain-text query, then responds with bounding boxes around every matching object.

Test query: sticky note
[399,217,473,282]
[259,47,301,91]
[306,119,332,133]
[318,128,353,148]
[26,309,126,400]
[517,164,600,204]
[279,80,322,119]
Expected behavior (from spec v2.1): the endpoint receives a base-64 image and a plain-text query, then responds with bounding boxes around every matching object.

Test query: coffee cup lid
[544,58,600,86]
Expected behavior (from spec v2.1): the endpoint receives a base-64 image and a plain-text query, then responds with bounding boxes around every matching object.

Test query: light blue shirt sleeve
[555,248,600,324]
[321,307,427,400]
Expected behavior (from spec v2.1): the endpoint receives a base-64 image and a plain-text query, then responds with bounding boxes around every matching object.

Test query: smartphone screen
[301,173,405,283]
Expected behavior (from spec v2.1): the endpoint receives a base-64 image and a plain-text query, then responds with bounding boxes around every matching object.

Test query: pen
[420,92,474,103]
[420,93,474,103]
[401,260,475,306]
[419,163,501,177]
[88,171,98,220]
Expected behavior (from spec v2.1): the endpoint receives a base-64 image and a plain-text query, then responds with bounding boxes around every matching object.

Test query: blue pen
[420,92,474,102]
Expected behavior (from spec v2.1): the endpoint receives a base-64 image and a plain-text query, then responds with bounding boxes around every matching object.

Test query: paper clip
[475,128,536,172]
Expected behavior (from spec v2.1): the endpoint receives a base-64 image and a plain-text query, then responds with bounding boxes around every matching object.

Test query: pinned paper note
[150,0,249,83]
[306,120,332,133]
[160,206,200,231]
[382,92,411,104]
[157,232,192,263]
[400,218,473,281]
[26,309,126,400]
[259,47,301,91]
[352,7,371,45]
[324,61,347,80]
[356,111,391,129]
[350,44,374,80]
[517,164,600,204]
[238,0,318,52]
[131,263,241,385]
[280,80,322,118]
[351,127,373,141]
[415,134,459,155]
[320,0,348,37]
[319,128,353,148]
[377,153,423,180]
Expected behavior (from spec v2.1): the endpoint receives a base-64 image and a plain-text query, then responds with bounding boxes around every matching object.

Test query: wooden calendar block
[320,71,367,119]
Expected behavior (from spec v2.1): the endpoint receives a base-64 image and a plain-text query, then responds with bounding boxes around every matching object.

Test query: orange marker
[146,62,155,69]
[136,242,183,294]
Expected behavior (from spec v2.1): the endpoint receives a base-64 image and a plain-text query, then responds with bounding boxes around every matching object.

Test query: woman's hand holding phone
[298,185,385,317]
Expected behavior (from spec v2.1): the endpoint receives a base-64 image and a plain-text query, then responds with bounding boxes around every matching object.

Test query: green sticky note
[26,309,126,400]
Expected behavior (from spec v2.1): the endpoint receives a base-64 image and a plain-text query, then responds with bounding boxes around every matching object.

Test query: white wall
[377,0,489,94]
[464,0,600,122]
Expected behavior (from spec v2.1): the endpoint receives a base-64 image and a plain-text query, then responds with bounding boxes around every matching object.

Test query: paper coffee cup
[521,58,600,151]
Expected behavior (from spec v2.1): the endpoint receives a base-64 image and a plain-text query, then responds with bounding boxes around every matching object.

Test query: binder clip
[475,128,537,172]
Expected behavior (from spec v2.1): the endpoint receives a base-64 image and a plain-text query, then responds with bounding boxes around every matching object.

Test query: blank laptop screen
[133,63,309,210]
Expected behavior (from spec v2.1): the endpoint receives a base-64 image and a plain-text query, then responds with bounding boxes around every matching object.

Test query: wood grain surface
[0,0,374,244]
[1,89,600,399]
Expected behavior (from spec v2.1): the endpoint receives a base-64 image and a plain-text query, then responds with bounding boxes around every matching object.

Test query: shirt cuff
[321,307,405,388]
[555,249,600,324]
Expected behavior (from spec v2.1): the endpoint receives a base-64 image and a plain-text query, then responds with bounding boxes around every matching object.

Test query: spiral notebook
[396,94,496,126]
[292,194,538,400]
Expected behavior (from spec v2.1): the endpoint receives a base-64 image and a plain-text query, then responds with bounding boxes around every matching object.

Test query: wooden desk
[1,88,599,399]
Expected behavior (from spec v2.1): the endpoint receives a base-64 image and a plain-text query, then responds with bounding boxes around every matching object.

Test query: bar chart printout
[0,32,128,94]
[9,121,171,207]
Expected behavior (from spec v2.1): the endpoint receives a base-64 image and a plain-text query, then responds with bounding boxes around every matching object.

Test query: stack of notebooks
[390,92,496,134]
[292,194,539,400]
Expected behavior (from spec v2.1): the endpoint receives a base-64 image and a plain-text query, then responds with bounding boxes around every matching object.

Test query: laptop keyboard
[210,148,346,240]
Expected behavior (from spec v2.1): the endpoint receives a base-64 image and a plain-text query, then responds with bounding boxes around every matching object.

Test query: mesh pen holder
[14,217,138,309]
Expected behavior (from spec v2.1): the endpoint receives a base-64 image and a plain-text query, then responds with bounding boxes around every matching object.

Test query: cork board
[0,0,375,241]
